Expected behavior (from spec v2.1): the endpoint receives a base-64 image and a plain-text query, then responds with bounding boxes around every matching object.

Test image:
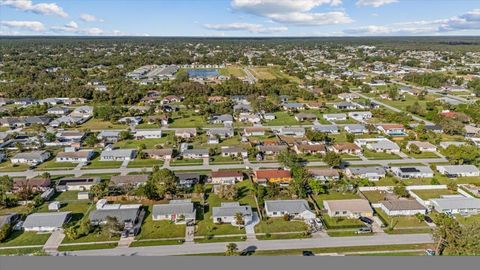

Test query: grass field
[361,190,390,203]
[412,189,459,200]
[313,192,361,209]
[375,208,429,231]
[0,247,44,256]
[0,161,30,172]
[130,239,184,247]
[78,118,125,130]
[210,156,243,165]
[127,158,164,168]
[255,218,308,234]
[36,160,77,171]
[170,158,203,166]
[220,65,246,78]
[363,150,400,160]
[136,206,186,240]
[83,159,122,169]
[322,216,365,229]
[0,231,50,247]
[115,138,169,149]
[57,243,118,251]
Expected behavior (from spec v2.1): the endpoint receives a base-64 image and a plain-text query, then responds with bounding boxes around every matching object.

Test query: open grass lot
[0,231,50,247]
[454,214,480,225]
[170,111,207,128]
[170,158,203,166]
[375,176,436,186]
[322,215,365,229]
[36,160,77,171]
[127,158,164,168]
[78,118,125,130]
[136,206,186,240]
[375,208,429,231]
[255,218,308,234]
[0,247,44,256]
[194,235,246,243]
[339,154,362,161]
[0,161,30,172]
[195,192,247,237]
[220,65,246,78]
[256,232,311,240]
[407,151,440,159]
[130,239,184,247]
[115,138,169,149]
[0,205,32,215]
[363,150,400,160]
[249,66,302,83]
[36,191,93,223]
[412,189,459,200]
[62,229,120,244]
[57,243,118,251]
[263,111,305,126]
[210,156,243,165]
[83,159,122,169]
[79,173,118,180]
[313,192,361,209]
[361,190,390,203]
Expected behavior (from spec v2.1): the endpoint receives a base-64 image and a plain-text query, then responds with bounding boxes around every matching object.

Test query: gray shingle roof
[23,212,71,229]
[212,202,252,217]
[152,202,195,219]
[89,207,140,223]
[264,200,311,214]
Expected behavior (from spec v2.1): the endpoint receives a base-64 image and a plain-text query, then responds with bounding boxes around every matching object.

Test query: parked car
[302,251,315,256]
[357,227,372,234]
[359,216,373,225]
[424,215,433,223]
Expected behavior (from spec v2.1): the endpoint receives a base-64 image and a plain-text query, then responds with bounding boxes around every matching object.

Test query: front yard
[135,206,186,240]
[412,189,459,200]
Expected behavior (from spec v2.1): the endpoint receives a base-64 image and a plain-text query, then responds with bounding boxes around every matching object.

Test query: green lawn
[130,239,184,247]
[412,189,459,200]
[170,158,203,166]
[0,247,44,256]
[62,229,120,244]
[454,214,480,226]
[361,190,389,203]
[83,159,122,169]
[170,112,207,128]
[115,138,169,149]
[136,206,186,240]
[0,161,30,172]
[195,194,246,236]
[263,112,306,126]
[363,150,400,160]
[375,208,429,230]
[255,218,308,234]
[36,160,77,171]
[407,151,440,159]
[78,118,125,130]
[256,232,310,240]
[0,231,50,247]
[194,236,246,243]
[57,243,118,251]
[322,215,365,229]
[127,159,164,168]
[210,156,243,165]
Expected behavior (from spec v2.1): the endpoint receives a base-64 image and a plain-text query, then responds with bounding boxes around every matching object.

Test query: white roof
[431,198,480,211]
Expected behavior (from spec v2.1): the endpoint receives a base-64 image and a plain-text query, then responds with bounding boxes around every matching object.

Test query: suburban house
[323,199,374,218]
[253,169,292,186]
[424,125,443,133]
[175,128,197,139]
[293,143,326,155]
[344,124,368,134]
[146,115,169,126]
[312,125,339,134]
[89,201,143,235]
[211,171,244,185]
[333,102,357,110]
[182,149,209,159]
[13,178,51,193]
[338,93,359,101]
[278,127,305,137]
[440,141,466,149]
[47,107,70,115]
[330,143,361,155]
[152,200,196,224]
[407,141,437,152]
[244,127,266,136]
[118,116,142,125]
[56,131,85,143]
[134,130,163,139]
[354,138,400,153]
[437,165,480,177]
[348,111,372,121]
[391,166,434,179]
[345,166,386,181]
[430,197,480,215]
[323,113,347,122]
[283,103,304,111]
[23,212,71,232]
[11,151,50,166]
[97,130,120,144]
[264,200,316,220]
[100,149,137,161]
[207,128,234,139]
[295,113,317,122]
[56,149,95,163]
[209,114,233,125]
[258,145,288,156]
[175,173,201,188]
[308,168,340,182]
[56,177,101,192]
[142,149,173,160]
[212,202,253,225]
[379,199,427,216]
[110,175,149,187]
[377,124,406,136]
[221,146,247,158]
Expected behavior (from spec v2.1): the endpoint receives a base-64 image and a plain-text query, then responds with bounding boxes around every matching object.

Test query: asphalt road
[65,233,433,256]
[0,157,448,178]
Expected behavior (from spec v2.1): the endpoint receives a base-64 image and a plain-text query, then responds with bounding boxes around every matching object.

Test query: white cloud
[0,20,45,32]
[230,0,351,26]
[51,22,104,36]
[0,0,67,17]
[439,9,480,32]
[80,13,97,22]
[204,22,288,33]
[356,0,398,8]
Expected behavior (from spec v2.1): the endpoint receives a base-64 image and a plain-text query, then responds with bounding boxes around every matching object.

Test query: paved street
[0,157,447,178]
[66,233,433,256]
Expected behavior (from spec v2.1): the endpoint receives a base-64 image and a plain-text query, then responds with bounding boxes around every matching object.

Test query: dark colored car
[302,251,315,256]
[359,216,374,225]
[424,215,433,223]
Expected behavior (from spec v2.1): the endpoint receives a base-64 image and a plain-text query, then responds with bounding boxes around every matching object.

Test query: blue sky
[1,0,479,36]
